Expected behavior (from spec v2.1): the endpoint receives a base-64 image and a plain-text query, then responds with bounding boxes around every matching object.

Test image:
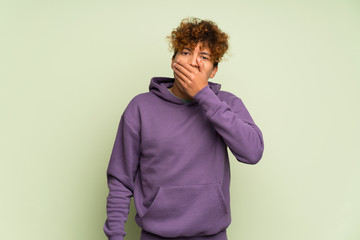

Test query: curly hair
[167,17,229,66]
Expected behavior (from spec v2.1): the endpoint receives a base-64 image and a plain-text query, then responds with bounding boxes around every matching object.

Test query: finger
[173,66,190,84]
[173,62,193,80]
[174,72,188,90]
[175,59,198,74]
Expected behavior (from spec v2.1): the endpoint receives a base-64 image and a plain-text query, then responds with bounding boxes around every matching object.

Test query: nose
[189,55,198,68]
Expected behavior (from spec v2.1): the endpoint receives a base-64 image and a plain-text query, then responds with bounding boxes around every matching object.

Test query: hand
[172,58,209,98]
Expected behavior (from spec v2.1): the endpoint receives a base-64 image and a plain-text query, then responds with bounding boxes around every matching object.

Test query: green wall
[1,0,359,239]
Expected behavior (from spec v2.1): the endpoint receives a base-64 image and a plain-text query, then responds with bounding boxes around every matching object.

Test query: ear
[171,57,175,70]
[209,66,218,78]
[171,51,178,70]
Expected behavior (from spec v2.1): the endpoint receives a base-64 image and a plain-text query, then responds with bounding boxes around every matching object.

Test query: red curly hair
[167,17,229,66]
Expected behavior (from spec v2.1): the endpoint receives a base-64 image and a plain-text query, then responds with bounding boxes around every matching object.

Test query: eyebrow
[183,47,211,56]
[200,52,210,56]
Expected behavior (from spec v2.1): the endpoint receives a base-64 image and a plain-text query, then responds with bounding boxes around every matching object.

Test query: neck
[169,81,193,100]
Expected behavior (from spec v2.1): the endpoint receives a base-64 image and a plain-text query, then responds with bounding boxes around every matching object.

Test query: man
[104,18,264,240]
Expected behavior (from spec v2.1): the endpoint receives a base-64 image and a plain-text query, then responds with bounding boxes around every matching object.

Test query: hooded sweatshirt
[104,77,264,240]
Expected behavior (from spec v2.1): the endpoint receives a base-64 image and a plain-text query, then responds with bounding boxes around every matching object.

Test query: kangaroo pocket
[140,183,231,238]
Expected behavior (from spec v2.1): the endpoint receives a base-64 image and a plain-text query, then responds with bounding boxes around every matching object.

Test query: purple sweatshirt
[104,77,264,240]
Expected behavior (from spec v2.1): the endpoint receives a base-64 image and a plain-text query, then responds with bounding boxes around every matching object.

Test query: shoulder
[217,90,243,104]
[217,90,250,114]
[123,92,152,117]
[119,92,154,132]
[128,92,153,106]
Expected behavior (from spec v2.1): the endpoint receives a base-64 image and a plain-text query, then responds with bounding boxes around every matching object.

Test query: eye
[181,51,190,55]
[201,56,209,60]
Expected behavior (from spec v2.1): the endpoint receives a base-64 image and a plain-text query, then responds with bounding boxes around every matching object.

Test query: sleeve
[103,114,141,240]
[194,86,264,164]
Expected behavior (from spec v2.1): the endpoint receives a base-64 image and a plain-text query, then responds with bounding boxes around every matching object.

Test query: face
[171,42,218,79]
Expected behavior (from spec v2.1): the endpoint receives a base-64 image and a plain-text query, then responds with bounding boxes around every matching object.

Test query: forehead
[183,42,211,53]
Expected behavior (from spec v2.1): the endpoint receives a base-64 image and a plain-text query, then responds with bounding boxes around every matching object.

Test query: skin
[170,42,218,100]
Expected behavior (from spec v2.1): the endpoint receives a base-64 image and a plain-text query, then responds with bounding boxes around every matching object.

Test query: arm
[172,58,264,164]
[104,115,141,240]
[194,86,264,164]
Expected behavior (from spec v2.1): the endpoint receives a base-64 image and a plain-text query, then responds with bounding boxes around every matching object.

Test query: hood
[149,77,221,105]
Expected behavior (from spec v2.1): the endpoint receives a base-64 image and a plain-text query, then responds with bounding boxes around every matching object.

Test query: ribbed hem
[108,235,124,240]
[140,229,227,240]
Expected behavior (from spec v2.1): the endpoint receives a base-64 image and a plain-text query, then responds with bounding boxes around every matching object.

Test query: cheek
[204,64,214,75]
[175,55,186,62]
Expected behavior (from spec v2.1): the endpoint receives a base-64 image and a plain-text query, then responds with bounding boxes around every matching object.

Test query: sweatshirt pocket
[140,183,231,238]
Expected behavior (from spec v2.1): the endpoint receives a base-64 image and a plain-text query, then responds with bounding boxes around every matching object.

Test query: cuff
[109,235,124,240]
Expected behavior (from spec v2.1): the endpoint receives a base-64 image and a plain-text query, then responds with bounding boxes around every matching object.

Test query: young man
[104,18,264,240]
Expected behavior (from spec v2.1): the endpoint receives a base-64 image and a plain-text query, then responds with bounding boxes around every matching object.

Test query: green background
[1,0,359,239]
